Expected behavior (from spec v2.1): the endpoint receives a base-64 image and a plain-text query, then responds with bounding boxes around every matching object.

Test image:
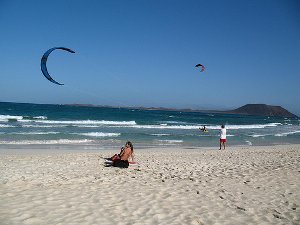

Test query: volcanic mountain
[228,104,297,118]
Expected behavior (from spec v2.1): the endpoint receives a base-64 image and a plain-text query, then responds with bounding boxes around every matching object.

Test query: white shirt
[220,128,226,139]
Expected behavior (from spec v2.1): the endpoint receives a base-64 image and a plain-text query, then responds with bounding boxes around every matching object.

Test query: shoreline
[1,144,299,224]
[0,141,299,152]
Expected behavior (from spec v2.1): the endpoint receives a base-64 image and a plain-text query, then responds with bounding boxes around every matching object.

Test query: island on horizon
[64,103,297,118]
[1,102,297,118]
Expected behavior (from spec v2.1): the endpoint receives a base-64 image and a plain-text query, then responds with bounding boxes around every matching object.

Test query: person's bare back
[110,141,134,168]
[120,146,132,161]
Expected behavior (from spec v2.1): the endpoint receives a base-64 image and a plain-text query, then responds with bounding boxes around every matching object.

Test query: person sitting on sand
[108,141,134,168]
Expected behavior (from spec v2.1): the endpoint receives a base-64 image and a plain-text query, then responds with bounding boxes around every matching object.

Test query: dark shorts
[113,159,129,168]
[220,139,226,143]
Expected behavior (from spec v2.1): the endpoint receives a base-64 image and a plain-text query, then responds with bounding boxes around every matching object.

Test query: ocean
[0,102,299,149]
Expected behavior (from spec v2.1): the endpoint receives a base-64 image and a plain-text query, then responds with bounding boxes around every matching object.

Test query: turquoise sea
[0,102,299,149]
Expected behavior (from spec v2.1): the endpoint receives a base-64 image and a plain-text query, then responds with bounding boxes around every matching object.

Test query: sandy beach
[0,144,299,225]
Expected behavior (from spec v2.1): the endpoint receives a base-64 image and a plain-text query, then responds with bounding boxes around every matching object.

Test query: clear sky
[1,0,299,114]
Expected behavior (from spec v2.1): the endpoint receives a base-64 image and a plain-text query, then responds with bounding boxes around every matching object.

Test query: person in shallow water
[199,125,208,132]
[107,141,134,168]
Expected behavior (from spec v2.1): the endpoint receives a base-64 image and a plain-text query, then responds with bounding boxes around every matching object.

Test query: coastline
[1,144,299,225]
[1,102,299,148]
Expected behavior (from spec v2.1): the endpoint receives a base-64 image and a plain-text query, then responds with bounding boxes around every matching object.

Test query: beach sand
[0,145,299,225]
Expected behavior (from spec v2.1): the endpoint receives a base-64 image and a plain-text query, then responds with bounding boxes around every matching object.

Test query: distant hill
[228,104,297,118]
[65,103,297,118]
[3,102,295,118]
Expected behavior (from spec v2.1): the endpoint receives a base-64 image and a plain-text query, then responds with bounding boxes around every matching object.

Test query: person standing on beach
[219,125,226,150]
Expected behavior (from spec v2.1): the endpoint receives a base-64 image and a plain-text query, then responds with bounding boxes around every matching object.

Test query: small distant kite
[41,47,75,85]
[195,64,205,72]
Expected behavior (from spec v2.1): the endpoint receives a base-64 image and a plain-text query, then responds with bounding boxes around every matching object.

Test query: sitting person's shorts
[113,159,129,168]
[220,138,226,143]
[111,154,120,161]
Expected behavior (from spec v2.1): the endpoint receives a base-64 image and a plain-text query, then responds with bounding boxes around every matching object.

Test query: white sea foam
[207,123,282,130]
[158,140,183,143]
[0,139,92,145]
[151,134,171,136]
[0,124,15,128]
[35,119,136,125]
[113,123,282,130]
[248,134,269,138]
[163,121,186,124]
[249,130,300,138]
[118,124,200,130]
[11,132,60,135]
[23,115,48,120]
[0,114,47,121]
[0,115,136,126]
[34,116,47,120]
[274,130,300,137]
[0,115,23,121]
[24,124,124,128]
[245,140,253,145]
[1,113,283,131]
[76,125,100,128]
[73,132,121,137]
[22,124,68,128]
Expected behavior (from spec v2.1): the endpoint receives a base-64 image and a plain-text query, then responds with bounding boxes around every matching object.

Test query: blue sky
[1,0,299,114]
